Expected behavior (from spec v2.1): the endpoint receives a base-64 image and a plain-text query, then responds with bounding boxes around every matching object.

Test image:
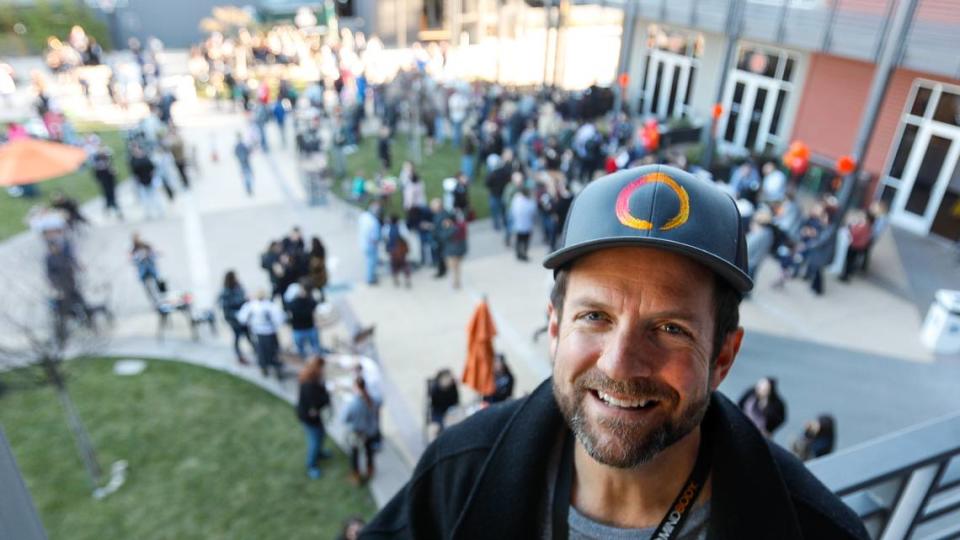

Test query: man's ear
[710,327,743,390]
[547,302,560,362]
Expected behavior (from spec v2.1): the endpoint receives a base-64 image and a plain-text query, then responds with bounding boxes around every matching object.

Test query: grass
[334,135,491,220]
[0,130,129,241]
[0,358,376,540]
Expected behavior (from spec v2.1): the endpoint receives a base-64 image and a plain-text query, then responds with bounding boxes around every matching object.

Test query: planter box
[662,126,703,147]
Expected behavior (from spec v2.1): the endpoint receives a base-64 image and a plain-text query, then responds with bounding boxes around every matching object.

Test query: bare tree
[0,232,114,494]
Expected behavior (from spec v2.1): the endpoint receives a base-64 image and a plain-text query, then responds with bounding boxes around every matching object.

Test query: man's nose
[595,321,658,381]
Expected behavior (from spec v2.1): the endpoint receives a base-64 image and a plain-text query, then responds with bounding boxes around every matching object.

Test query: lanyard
[551,429,711,540]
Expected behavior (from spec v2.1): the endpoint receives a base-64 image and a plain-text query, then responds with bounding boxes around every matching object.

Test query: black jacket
[296,381,330,427]
[362,379,868,540]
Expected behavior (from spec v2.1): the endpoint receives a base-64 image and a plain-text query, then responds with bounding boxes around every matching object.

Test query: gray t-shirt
[541,431,710,540]
[568,501,709,540]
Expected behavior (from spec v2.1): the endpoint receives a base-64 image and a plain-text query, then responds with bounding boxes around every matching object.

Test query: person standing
[385,215,411,288]
[448,89,468,148]
[509,187,537,262]
[439,209,468,289]
[761,161,788,204]
[738,377,788,439]
[236,289,286,380]
[791,415,836,461]
[129,143,163,219]
[485,154,512,232]
[308,237,328,301]
[287,279,322,360]
[234,132,254,195]
[218,271,253,365]
[91,143,122,219]
[482,354,515,406]
[130,233,162,300]
[358,202,382,285]
[428,198,448,278]
[343,376,381,485]
[165,126,190,189]
[297,357,332,479]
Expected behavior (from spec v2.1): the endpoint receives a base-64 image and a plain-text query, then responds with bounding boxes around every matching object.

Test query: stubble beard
[553,370,710,469]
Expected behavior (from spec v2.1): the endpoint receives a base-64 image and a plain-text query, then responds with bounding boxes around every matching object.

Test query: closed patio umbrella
[462,298,497,396]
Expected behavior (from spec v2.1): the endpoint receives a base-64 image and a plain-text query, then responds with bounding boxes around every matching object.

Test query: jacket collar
[453,379,805,539]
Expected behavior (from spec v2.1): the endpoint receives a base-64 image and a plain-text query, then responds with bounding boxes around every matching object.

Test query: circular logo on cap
[615,172,690,231]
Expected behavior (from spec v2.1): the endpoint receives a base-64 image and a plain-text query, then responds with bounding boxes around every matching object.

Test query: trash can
[920,290,960,354]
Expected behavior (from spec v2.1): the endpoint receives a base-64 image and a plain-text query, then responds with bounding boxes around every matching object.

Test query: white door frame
[718,70,785,154]
[643,50,695,119]
[891,122,960,234]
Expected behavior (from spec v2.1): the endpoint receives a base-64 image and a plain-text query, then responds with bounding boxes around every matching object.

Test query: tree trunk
[43,359,102,490]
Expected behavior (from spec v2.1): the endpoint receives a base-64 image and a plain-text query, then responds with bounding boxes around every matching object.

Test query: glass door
[719,72,782,154]
[643,50,694,119]
[892,127,960,234]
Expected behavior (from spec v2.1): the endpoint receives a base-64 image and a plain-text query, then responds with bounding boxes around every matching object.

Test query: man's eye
[579,311,608,322]
[661,323,686,336]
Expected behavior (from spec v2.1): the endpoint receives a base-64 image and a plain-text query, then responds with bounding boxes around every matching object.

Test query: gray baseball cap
[543,164,753,293]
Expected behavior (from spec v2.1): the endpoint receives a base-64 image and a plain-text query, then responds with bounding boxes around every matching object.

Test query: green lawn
[336,136,491,220]
[0,130,129,242]
[0,358,375,540]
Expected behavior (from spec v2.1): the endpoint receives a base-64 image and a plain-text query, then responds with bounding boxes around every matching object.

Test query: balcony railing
[807,411,960,539]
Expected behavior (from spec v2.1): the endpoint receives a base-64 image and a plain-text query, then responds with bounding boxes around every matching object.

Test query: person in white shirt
[448,90,469,148]
[761,162,788,203]
[509,187,538,262]
[358,202,382,285]
[237,289,286,379]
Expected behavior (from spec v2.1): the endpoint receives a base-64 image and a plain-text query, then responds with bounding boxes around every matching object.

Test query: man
[358,202,382,285]
[234,132,254,195]
[361,165,868,539]
[485,149,513,232]
[236,289,286,380]
[761,161,788,204]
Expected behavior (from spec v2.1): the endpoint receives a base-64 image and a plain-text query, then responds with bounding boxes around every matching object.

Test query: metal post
[0,428,48,540]
[701,0,744,172]
[613,0,639,115]
[836,0,918,220]
[553,0,569,88]
[543,0,554,88]
[399,0,408,48]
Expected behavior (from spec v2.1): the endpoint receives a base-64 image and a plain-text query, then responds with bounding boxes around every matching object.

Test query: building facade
[613,0,960,240]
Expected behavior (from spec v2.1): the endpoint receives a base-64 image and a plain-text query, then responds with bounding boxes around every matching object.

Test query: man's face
[550,247,740,469]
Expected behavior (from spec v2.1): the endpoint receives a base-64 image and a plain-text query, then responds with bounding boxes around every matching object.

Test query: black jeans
[433,240,447,276]
[515,232,531,260]
[350,437,376,475]
[254,333,282,377]
[227,319,255,360]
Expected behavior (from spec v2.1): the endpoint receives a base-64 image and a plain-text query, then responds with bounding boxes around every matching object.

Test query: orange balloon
[836,155,856,175]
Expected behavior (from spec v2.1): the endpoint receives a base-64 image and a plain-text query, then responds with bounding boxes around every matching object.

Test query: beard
[553,369,709,469]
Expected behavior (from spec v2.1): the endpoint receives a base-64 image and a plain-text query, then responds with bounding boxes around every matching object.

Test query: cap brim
[543,237,754,293]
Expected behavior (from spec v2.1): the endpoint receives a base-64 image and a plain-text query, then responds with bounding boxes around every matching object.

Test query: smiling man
[361,165,868,540]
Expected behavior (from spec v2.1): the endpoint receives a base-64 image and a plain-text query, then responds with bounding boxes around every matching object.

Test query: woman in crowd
[296,357,331,479]
[440,209,468,289]
[342,376,381,485]
[218,270,253,365]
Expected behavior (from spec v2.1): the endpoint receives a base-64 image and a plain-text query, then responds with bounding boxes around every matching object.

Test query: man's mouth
[591,389,659,411]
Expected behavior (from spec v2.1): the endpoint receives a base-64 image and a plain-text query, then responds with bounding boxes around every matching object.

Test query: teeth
[597,391,652,409]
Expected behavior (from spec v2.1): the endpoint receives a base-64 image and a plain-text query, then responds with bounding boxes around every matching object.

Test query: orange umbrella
[462,299,497,396]
[0,138,88,187]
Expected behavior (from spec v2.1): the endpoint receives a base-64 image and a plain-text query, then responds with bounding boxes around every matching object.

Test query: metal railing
[808,412,960,540]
